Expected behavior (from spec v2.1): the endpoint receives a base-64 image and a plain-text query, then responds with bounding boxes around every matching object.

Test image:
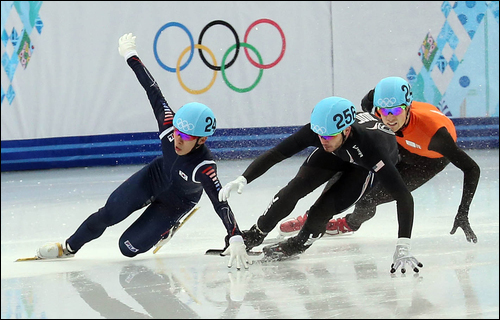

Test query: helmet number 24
[205,117,216,133]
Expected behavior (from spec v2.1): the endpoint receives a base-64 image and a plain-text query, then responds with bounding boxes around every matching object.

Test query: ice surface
[1,149,499,319]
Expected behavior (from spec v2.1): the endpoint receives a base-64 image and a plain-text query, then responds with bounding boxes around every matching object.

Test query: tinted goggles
[377,105,407,116]
[174,128,199,141]
[319,131,342,140]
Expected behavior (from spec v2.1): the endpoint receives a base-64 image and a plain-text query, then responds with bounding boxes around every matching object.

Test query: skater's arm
[243,124,319,183]
[119,33,174,134]
[375,158,414,238]
[429,127,480,211]
[196,162,242,236]
[197,162,251,270]
[429,127,480,242]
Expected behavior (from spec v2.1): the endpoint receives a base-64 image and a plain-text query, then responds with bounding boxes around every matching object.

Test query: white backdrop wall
[1,1,498,171]
[2,1,337,140]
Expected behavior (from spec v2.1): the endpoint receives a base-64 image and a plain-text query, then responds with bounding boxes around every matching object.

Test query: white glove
[390,237,423,274]
[222,235,252,270]
[219,176,247,202]
[118,33,138,60]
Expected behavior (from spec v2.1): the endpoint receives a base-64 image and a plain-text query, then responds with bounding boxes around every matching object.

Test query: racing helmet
[173,102,216,137]
[310,96,356,136]
[373,76,413,108]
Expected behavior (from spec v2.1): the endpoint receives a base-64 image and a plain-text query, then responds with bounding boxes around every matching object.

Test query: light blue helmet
[373,76,413,108]
[173,102,216,137]
[310,97,356,136]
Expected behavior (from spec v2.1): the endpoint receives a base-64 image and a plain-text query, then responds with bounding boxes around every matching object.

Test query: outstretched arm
[219,124,319,201]
[429,127,480,243]
[118,33,174,135]
[375,157,423,274]
[197,163,251,270]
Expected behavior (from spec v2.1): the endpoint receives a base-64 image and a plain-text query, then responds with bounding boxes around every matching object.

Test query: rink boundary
[1,117,498,172]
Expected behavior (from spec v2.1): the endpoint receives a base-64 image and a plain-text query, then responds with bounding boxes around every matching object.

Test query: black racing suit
[66,55,241,257]
[243,112,414,241]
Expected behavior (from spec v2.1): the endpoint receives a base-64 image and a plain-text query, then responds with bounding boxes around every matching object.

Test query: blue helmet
[173,102,216,137]
[373,76,413,108]
[310,97,356,136]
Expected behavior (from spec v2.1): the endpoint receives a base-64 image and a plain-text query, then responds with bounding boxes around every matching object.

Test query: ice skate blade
[323,231,354,237]
[15,256,41,262]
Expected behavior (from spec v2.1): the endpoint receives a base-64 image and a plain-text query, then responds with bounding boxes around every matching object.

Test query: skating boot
[242,224,268,250]
[278,211,308,237]
[325,217,354,236]
[262,236,311,261]
[36,242,75,259]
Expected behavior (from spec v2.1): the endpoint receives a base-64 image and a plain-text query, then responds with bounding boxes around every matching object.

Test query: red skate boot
[325,217,354,236]
[279,211,308,237]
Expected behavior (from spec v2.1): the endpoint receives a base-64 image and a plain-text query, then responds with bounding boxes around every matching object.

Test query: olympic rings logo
[310,124,327,135]
[376,97,398,108]
[153,19,286,94]
[175,119,195,132]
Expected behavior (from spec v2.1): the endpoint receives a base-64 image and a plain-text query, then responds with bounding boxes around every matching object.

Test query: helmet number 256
[333,106,356,130]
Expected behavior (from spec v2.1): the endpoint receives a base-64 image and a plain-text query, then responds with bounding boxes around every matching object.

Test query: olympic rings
[221,43,263,93]
[154,22,194,73]
[153,19,286,94]
[177,44,218,95]
[244,19,286,69]
[198,20,240,71]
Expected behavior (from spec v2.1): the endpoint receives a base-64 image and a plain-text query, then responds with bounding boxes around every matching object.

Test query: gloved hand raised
[450,205,477,243]
[222,235,252,270]
[218,176,247,202]
[390,237,423,274]
[118,33,138,60]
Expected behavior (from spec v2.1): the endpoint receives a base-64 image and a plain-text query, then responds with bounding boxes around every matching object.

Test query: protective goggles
[319,131,342,140]
[174,128,199,141]
[377,105,407,116]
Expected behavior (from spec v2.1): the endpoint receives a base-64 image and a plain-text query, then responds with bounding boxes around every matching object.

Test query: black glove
[450,205,477,243]
[361,89,375,114]
[220,234,231,254]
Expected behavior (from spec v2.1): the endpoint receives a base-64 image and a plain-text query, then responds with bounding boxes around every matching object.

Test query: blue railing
[1,117,498,172]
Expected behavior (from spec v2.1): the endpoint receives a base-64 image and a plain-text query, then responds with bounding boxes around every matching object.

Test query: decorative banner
[408,1,499,118]
[1,1,497,143]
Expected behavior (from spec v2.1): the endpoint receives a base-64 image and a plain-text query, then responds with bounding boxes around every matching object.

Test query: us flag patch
[372,160,385,172]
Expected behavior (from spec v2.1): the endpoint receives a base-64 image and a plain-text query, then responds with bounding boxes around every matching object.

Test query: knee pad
[119,238,140,258]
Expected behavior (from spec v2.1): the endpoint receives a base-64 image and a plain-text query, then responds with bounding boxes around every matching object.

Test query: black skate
[242,224,268,250]
[262,236,311,261]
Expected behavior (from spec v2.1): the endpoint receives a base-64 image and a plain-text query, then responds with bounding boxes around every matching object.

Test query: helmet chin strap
[181,139,202,155]
[189,138,203,153]
[340,128,350,146]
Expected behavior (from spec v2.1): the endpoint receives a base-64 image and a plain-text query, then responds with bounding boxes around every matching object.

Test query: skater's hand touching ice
[390,238,423,274]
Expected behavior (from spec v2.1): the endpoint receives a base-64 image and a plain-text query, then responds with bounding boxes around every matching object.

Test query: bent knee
[119,239,140,258]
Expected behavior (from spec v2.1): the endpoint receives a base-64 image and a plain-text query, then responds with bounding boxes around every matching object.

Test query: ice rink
[1,149,499,319]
